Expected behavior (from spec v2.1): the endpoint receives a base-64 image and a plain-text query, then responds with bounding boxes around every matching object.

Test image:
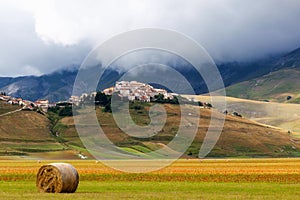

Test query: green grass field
[1,159,300,199]
[2,181,300,200]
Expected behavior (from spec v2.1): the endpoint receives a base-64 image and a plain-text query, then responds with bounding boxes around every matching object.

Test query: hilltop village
[0,81,182,113]
[0,93,50,112]
[69,81,177,105]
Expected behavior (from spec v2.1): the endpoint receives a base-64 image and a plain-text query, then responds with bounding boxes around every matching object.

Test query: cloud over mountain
[1,0,300,76]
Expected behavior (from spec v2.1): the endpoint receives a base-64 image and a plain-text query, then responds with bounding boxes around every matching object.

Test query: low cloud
[1,0,300,76]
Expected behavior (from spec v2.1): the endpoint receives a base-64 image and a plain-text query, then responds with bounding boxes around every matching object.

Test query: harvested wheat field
[1,159,300,199]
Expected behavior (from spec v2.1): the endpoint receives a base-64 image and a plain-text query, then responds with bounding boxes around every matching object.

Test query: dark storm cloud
[1,0,300,76]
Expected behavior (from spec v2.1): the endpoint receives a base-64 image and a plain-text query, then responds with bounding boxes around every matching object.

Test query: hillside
[0,101,19,115]
[273,47,300,70]
[226,48,300,103]
[0,102,79,159]
[226,68,300,103]
[184,95,300,134]
[55,103,300,158]
[2,99,300,158]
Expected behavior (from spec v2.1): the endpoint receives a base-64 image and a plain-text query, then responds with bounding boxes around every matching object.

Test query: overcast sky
[1,0,300,77]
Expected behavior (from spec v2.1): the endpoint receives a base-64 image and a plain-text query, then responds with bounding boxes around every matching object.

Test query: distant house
[119,88,130,96]
[140,95,150,102]
[7,98,19,105]
[48,103,56,108]
[12,99,19,105]
[15,98,25,106]
[22,105,35,111]
[103,87,114,95]
[0,95,11,101]
[35,99,49,106]
[80,93,89,102]
[69,96,80,106]
[128,94,136,101]
[35,99,49,112]
[23,100,34,106]
[91,92,97,98]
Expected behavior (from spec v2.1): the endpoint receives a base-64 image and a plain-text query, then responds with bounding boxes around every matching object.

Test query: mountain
[0,66,123,102]
[226,48,300,103]
[0,63,264,102]
[0,70,78,102]
[273,47,300,69]
[0,47,300,102]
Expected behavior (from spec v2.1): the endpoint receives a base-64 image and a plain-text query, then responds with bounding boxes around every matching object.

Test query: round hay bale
[36,163,79,193]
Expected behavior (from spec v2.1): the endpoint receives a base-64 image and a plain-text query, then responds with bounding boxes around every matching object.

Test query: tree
[198,101,204,107]
[232,112,242,117]
[154,94,165,103]
[58,106,73,116]
[95,92,109,106]
[104,103,112,112]
[170,96,179,104]
[204,102,212,108]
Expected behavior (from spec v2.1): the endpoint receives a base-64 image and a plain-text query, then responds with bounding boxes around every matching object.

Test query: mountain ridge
[1,47,300,102]
[226,47,300,102]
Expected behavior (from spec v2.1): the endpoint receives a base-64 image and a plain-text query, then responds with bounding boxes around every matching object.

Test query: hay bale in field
[36,163,79,193]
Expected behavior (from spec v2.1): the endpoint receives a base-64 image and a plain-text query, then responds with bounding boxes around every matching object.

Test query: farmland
[184,95,300,134]
[54,102,300,159]
[1,159,300,199]
[2,99,300,158]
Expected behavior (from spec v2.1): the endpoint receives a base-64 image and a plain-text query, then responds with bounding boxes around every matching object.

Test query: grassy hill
[0,102,80,159]
[225,68,300,103]
[54,102,300,158]
[2,100,300,158]
[0,101,19,115]
[225,47,300,103]
[184,95,300,134]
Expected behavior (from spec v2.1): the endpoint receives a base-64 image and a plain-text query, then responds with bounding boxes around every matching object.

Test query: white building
[109,81,173,102]
[35,99,49,112]
[103,87,114,95]
[69,96,80,106]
